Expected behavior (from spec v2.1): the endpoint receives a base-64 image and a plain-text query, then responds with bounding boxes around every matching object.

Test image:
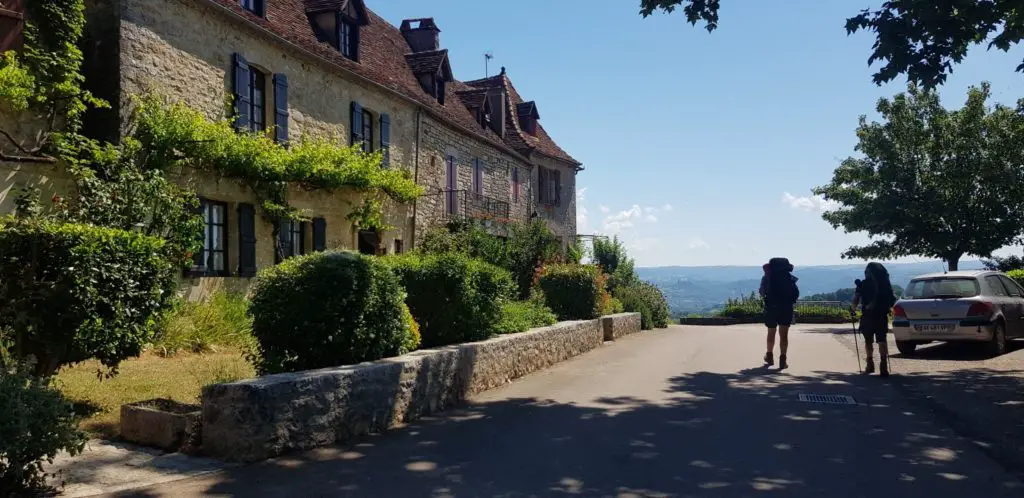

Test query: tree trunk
[947,254,961,271]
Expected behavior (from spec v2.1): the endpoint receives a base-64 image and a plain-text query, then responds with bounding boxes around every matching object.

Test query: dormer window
[306,0,367,62]
[240,0,264,16]
[435,75,446,105]
[517,101,540,136]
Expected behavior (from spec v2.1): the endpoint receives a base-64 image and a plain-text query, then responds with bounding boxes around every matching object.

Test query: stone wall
[0,161,75,215]
[201,317,633,462]
[414,115,532,243]
[601,313,642,341]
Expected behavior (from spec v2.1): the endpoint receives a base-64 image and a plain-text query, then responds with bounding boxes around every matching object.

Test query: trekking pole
[851,312,862,374]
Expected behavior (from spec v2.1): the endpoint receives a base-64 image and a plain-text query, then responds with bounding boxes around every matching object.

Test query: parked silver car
[892,270,1024,356]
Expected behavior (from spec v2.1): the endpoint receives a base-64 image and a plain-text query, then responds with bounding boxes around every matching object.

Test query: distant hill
[638,260,986,313]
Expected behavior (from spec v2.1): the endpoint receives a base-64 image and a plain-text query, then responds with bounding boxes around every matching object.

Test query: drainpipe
[411,107,423,249]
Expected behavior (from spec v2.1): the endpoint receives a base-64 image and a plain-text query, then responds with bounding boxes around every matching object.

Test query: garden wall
[602,312,642,341]
[201,313,640,462]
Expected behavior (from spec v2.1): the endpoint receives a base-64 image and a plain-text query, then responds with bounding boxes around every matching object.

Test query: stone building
[0,0,581,297]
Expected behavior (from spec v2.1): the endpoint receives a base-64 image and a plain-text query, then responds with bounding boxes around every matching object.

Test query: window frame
[280,220,306,259]
[361,109,374,152]
[998,275,1024,297]
[249,69,266,132]
[189,199,230,277]
[512,167,520,203]
[239,0,264,17]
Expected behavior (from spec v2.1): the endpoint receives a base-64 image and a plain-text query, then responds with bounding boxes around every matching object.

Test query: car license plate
[914,323,954,333]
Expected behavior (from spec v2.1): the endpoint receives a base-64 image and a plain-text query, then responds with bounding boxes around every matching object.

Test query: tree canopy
[639,0,1024,88]
[813,83,1024,271]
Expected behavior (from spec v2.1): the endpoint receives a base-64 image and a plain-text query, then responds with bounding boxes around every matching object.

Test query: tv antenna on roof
[484,51,494,77]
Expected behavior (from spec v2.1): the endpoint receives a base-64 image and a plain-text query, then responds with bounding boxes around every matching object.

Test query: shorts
[764,305,794,328]
[860,312,888,343]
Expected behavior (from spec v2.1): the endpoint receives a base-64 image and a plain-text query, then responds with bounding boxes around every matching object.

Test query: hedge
[386,253,515,347]
[496,300,558,335]
[248,251,415,374]
[538,264,610,320]
[1008,269,1024,287]
[0,219,175,376]
[615,282,671,330]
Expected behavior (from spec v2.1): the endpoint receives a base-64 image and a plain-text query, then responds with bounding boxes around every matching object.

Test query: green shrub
[718,295,854,323]
[0,370,86,496]
[538,264,610,320]
[1008,269,1024,287]
[496,300,558,335]
[386,253,515,347]
[0,219,176,376]
[592,236,638,293]
[401,304,422,353]
[605,296,626,316]
[248,251,411,374]
[616,282,670,329]
[154,292,255,356]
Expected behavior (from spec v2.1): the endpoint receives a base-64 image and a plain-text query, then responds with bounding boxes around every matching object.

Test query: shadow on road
[115,366,1024,497]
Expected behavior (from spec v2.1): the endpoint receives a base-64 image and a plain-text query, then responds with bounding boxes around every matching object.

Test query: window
[240,0,264,16]
[192,200,228,276]
[358,230,379,255]
[279,220,305,259]
[250,70,266,132]
[394,239,404,254]
[538,167,560,206]
[0,1,25,53]
[986,275,1010,297]
[903,278,980,299]
[1000,275,1024,297]
[435,76,446,105]
[472,159,484,196]
[512,167,520,202]
[340,17,356,59]
[361,109,373,152]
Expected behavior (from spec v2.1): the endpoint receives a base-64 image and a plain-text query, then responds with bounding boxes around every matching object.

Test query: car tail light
[967,302,994,317]
[893,304,906,318]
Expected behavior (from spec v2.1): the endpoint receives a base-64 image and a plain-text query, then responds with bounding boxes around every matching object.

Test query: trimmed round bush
[0,371,86,496]
[616,282,671,330]
[0,219,176,376]
[538,264,610,320]
[248,251,411,374]
[386,253,515,347]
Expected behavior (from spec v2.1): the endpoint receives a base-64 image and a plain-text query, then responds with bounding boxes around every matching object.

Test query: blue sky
[373,1,1024,268]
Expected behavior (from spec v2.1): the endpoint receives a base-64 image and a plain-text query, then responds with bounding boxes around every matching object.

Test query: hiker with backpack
[851,262,897,377]
[763,258,800,369]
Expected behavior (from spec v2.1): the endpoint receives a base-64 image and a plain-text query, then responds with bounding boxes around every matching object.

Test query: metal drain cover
[798,394,857,405]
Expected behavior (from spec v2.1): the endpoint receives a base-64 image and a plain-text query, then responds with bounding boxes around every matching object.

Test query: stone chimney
[400,18,441,53]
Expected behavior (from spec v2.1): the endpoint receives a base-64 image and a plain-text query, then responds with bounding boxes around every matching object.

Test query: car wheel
[988,321,1008,357]
[896,340,917,356]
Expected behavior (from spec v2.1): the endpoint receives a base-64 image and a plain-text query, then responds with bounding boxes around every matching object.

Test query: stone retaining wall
[601,313,642,341]
[679,316,849,326]
[202,316,637,462]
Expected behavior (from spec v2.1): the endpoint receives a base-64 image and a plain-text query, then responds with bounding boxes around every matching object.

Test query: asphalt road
[115,325,1024,497]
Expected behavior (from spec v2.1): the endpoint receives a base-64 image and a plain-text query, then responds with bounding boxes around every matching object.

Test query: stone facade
[531,153,579,244]
[202,316,648,462]
[414,115,533,240]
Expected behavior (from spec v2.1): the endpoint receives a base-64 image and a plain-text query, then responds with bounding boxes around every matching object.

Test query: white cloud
[599,206,610,214]
[782,192,839,213]
[645,214,658,223]
[576,187,590,232]
[662,204,674,212]
[687,237,710,250]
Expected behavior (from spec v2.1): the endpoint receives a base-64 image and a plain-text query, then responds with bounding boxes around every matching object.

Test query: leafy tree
[983,254,1024,272]
[592,236,638,292]
[638,0,1024,88]
[814,83,1024,271]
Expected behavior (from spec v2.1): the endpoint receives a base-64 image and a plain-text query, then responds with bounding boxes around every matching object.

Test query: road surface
[114,324,1024,497]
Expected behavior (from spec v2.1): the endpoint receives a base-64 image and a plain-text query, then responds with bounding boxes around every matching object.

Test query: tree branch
[0,151,57,163]
[0,129,37,156]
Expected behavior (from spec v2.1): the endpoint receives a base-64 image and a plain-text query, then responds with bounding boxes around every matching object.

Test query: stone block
[120,399,202,452]
[201,319,604,462]
[601,312,642,341]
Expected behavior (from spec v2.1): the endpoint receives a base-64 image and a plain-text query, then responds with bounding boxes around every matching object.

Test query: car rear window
[903,278,980,299]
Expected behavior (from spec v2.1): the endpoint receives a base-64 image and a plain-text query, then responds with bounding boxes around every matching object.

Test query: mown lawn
[54,350,254,439]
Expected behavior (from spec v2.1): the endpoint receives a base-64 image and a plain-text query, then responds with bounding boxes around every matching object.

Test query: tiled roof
[303,0,364,18]
[200,0,579,166]
[404,49,447,74]
[516,101,539,119]
[455,88,488,109]
[466,73,580,166]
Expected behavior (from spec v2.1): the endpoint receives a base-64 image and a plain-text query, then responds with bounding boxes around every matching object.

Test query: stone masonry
[201,314,641,462]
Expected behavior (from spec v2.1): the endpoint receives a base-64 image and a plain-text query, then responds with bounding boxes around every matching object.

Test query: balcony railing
[440,189,511,222]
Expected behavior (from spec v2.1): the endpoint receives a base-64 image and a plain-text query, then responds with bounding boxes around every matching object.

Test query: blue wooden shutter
[350,101,363,146]
[272,74,289,144]
[232,53,251,131]
[312,217,327,251]
[237,203,257,277]
[299,222,308,254]
[380,113,391,167]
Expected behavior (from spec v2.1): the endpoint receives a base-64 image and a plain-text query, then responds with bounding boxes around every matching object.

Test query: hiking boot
[864,358,875,375]
[879,358,890,378]
[779,355,788,370]
[764,352,774,366]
